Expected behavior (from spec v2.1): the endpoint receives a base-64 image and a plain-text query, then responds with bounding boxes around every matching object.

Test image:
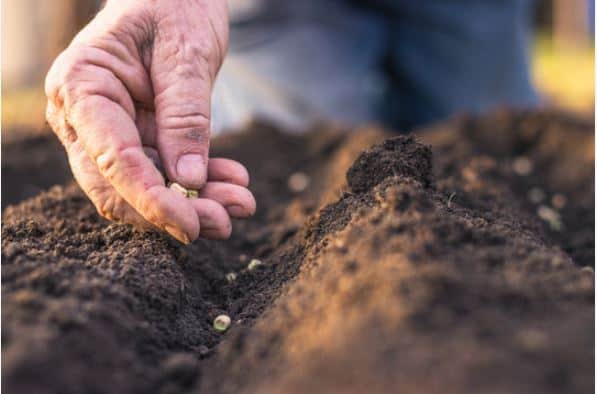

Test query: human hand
[45,0,255,243]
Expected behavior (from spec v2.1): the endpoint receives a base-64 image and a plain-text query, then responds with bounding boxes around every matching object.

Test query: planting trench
[2,110,594,393]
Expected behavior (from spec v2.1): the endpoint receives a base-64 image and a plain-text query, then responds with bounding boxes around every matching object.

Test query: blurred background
[1,0,594,132]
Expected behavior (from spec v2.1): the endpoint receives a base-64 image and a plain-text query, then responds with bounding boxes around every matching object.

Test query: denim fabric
[211,0,538,133]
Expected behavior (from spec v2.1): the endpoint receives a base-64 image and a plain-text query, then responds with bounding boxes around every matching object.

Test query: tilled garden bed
[2,110,594,394]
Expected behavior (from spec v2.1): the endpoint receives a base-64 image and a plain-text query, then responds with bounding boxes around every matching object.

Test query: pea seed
[247,259,262,271]
[225,272,237,283]
[447,192,456,208]
[512,157,533,176]
[213,315,231,332]
[187,189,199,199]
[168,182,199,199]
[537,205,563,231]
[168,182,188,197]
[288,172,310,193]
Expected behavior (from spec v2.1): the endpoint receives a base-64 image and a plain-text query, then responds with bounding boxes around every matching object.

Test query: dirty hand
[45,0,255,243]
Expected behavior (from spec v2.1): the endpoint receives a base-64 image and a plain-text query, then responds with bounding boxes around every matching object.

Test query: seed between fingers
[168,181,199,199]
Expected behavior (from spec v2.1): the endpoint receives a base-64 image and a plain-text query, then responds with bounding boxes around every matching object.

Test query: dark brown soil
[2,129,72,209]
[2,110,594,394]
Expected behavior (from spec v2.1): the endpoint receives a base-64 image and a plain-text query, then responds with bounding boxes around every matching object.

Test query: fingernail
[176,154,206,188]
[227,205,247,217]
[165,225,190,244]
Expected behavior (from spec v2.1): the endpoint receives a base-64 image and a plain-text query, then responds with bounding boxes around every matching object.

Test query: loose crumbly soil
[2,110,594,394]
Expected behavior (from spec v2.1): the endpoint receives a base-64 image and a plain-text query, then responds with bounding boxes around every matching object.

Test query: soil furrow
[2,110,594,394]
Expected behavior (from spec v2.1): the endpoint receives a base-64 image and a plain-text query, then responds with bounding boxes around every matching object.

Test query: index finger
[67,94,200,243]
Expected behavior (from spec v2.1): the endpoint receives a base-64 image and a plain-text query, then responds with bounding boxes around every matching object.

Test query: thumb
[151,39,216,189]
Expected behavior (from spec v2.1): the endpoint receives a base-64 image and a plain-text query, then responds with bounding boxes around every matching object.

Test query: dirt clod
[346,136,432,193]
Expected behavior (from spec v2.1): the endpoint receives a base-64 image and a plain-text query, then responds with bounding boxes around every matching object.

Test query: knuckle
[186,39,210,59]
[62,76,100,113]
[67,94,95,124]
[174,35,213,63]
[45,50,70,100]
[63,57,87,82]
[158,33,215,79]
[160,112,210,136]
[95,144,137,182]
[95,149,118,182]
[98,198,116,220]
[63,81,113,117]
[89,187,133,224]
[88,186,116,220]
[173,61,200,80]
[45,102,78,146]
[61,80,85,110]
[48,47,96,106]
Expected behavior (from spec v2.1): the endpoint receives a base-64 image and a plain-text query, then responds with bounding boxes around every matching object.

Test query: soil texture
[2,110,594,394]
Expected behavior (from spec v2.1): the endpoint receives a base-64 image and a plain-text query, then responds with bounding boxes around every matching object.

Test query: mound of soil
[2,110,594,394]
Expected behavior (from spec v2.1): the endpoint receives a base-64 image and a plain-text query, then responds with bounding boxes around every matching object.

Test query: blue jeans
[212,0,538,132]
